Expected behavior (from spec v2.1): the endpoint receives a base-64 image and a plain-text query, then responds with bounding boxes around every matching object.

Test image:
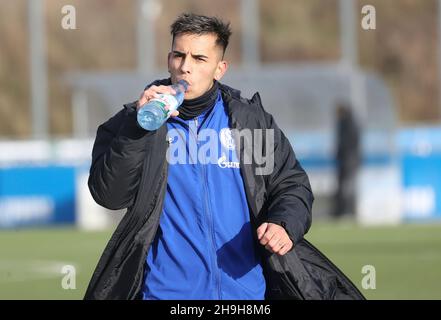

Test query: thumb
[257,223,268,240]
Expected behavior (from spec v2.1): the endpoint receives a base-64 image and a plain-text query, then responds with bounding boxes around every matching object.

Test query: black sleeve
[88,102,155,210]
[262,109,315,246]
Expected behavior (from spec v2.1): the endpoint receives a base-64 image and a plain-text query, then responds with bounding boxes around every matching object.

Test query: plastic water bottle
[137,79,189,131]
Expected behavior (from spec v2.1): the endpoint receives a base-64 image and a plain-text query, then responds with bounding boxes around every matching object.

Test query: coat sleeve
[88,102,155,210]
[260,103,315,246]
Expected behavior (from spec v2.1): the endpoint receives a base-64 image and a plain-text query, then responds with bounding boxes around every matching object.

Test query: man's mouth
[177,78,191,86]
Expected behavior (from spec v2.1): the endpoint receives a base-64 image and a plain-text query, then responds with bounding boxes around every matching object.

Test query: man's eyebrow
[172,50,208,59]
[192,54,208,59]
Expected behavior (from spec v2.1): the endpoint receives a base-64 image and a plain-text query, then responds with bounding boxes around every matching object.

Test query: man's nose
[180,57,192,74]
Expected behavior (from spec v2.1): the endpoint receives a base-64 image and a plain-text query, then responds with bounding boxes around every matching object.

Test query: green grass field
[0,222,440,300]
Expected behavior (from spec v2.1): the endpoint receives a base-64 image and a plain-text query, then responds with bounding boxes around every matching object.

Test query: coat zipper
[193,117,222,299]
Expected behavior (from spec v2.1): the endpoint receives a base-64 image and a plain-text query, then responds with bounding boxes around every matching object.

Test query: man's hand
[137,85,180,117]
[257,222,293,256]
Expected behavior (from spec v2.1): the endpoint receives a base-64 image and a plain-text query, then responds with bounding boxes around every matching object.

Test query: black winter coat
[84,81,365,300]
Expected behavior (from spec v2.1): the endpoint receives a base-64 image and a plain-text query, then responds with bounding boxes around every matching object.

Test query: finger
[260,229,275,246]
[266,222,284,233]
[170,110,179,117]
[136,100,143,111]
[266,223,291,242]
[140,90,156,101]
[151,85,176,95]
[272,240,286,254]
[276,244,288,256]
[267,236,281,249]
[256,223,268,240]
[277,242,293,256]
[137,91,150,109]
[280,240,293,253]
[265,241,283,254]
[140,85,176,106]
[139,92,162,108]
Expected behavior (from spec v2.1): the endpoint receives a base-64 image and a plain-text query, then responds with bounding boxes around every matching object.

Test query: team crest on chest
[220,128,236,150]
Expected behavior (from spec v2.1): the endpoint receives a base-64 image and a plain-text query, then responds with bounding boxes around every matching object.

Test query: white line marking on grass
[0,260,79,283]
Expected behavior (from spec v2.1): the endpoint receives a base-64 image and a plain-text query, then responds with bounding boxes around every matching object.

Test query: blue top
[142,92,266,300]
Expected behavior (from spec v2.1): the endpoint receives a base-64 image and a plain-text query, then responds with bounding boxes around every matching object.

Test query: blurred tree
[358,0,440,123]
[0,0,440,138]
[261,0,340,61]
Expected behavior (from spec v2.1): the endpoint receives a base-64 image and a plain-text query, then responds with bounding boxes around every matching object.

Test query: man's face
[168,33,228,100]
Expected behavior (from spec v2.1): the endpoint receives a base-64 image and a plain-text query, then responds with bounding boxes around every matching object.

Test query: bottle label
[151,94,179,117]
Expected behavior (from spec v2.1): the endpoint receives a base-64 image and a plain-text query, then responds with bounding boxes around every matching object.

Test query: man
[333,103,361,219]
[85,13,364,300]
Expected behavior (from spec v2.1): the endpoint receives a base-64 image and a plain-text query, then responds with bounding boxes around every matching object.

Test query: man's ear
[214,60,228,81]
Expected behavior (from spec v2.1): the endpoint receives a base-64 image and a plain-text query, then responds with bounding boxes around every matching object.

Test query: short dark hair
[170,13,232,57]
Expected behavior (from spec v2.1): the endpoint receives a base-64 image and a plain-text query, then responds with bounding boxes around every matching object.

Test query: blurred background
[0,0,440,299]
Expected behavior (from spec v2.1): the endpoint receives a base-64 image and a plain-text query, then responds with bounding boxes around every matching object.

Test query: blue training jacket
[142,92,266,300]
